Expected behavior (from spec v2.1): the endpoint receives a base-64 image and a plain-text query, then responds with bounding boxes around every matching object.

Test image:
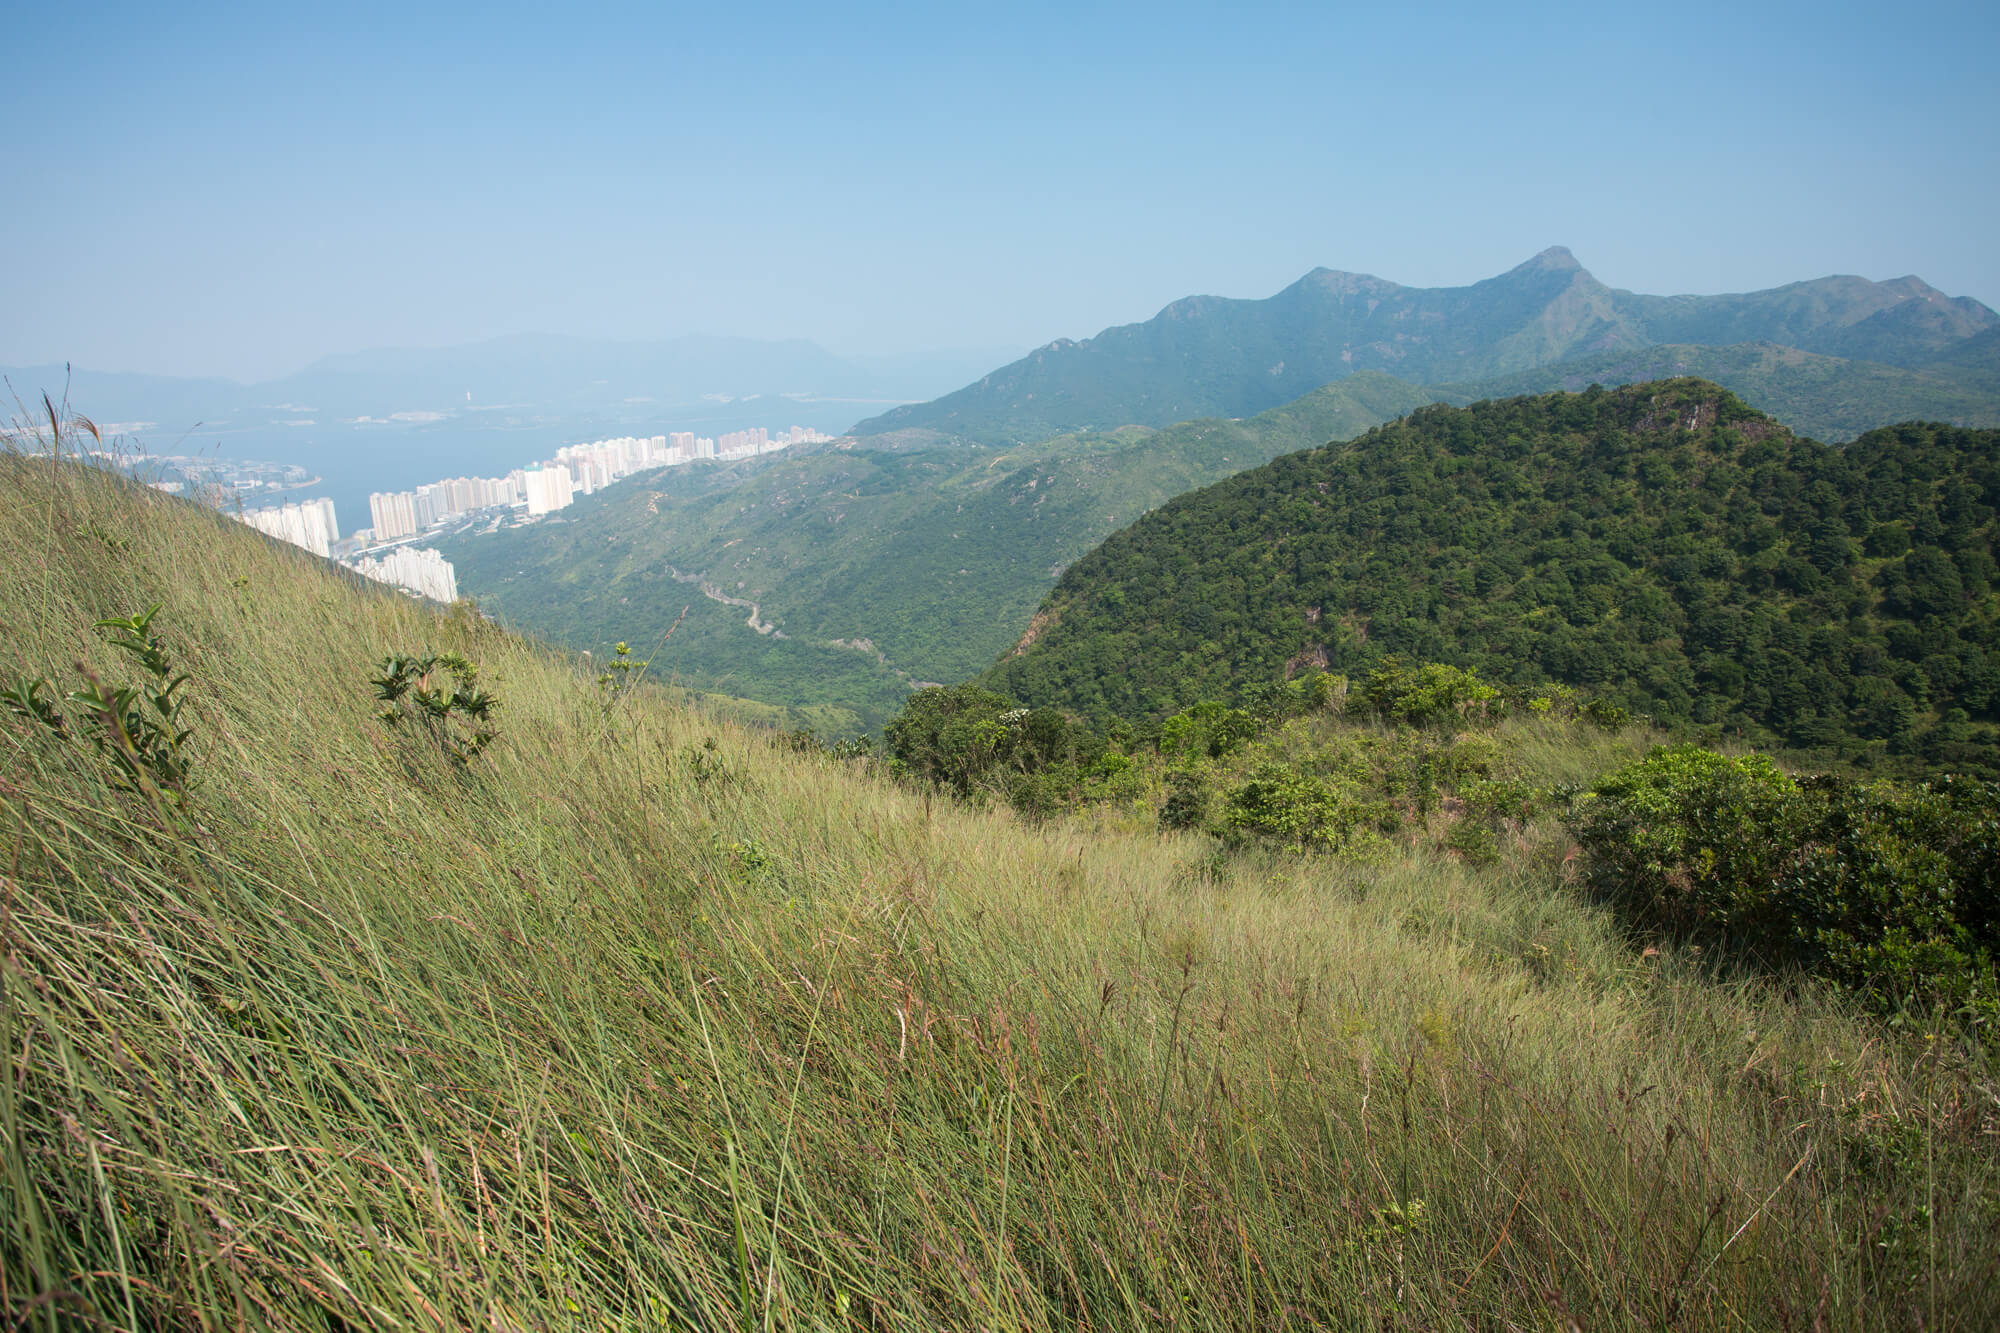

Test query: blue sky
[6,0,1996,381]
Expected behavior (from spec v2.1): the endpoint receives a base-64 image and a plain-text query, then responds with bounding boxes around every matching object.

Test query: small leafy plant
[0,677,68,735]
[2,603,196,804]
[594,640,648,719]
[371,651,499,766]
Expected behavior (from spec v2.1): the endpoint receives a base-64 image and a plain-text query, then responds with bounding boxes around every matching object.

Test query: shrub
[371,651,500,767]
[1570,745,1811,940]
[1002,767,1074,823]
[1158,768,1213,833]
[1571,744,1999,1015]
[1459,776,1542,822]
[1304,670,1350,714]
[1444,814,1501,867]
[1363,660,1498,727]
[827,733,877,761]
[884,684,1102,810]
[1580,697,1631,730]
[885,685,1015,794]
[1224,761,1382,853]
[1158,700,1258,759]
[1783,775,1997,1011]
[4,603,196,804]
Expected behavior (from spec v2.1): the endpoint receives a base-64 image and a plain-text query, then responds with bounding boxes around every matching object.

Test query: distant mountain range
[440,243,2000,731]
[2,335,1021,529]
[851,249,2000,444]
[4,334,1017,437]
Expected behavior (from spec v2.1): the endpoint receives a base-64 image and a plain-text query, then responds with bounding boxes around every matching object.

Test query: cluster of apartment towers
[234,425,830,605]
[229,495,468,602]
[365,426,823,542]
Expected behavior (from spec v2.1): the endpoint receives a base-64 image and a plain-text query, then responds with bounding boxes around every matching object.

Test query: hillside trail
[663,563,781,636]
[661,562,946,689]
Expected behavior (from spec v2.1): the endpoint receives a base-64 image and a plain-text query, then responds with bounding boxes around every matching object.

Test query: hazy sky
[6,0,1996,382]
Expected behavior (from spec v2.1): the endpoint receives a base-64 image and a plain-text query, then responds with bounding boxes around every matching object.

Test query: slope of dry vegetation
[2,431,1995,1330]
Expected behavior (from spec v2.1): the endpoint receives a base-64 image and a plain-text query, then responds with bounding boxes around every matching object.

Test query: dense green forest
[442,374,1437,731]
[987,380,2000,776]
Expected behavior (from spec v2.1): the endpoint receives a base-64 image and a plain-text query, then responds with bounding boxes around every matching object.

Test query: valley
[439,373,1440,731]
[443,254,2000,736]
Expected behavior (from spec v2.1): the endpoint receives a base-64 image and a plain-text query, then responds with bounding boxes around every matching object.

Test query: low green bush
[1363,660,1498,726]
[3,603,195,804]
[1785,774,1998,1012]
[1158,699,1258,759]
[1572,744,1998,1017]
[1158,767,1213,833]
[1224,762,1385,853]
[884,684,1102,806]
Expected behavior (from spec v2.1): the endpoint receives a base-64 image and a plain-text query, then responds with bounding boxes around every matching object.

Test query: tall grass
[2,426,1995,1330]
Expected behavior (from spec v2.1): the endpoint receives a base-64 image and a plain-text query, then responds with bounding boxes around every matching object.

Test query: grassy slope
[4,443,1996,1329]
[441,375,1438,732]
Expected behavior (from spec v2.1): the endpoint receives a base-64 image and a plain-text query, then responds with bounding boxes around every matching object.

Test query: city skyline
[365,425,830,543]
[216,422,834,602]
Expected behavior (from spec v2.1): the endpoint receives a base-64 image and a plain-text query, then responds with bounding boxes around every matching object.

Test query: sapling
[2,603,196,803]
[371,651,499,766]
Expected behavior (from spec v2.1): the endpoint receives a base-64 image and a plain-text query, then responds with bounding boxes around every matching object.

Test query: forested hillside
[1438,341,2000,442]
[987,380,2000,774]
[443,374,1437,731]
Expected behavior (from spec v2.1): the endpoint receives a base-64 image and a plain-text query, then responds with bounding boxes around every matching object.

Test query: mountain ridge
[849,251,1999,444]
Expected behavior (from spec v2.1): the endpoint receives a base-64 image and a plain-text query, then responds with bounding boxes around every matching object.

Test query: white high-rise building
[350,546,458,603]
[523,465,574,516]
[238,496,338,557]
[369,490,417,540]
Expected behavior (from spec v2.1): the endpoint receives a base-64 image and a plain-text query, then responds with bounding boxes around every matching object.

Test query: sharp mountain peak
[1512,244,1585,274]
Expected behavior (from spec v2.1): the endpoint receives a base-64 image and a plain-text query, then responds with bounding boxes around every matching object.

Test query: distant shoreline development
[222,424,832,601]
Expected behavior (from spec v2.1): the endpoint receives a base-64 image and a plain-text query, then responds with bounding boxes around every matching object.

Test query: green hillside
[850,249,1999,445]
[7,421,1998,1329]
[1444,341,2000,443]
[441,374,1439,732]
[985,380,2000,773]
[1615,273,1997,366]
[442,256,2000,736]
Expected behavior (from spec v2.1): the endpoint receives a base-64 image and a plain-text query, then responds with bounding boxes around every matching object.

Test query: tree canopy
[985,380,2000,776]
